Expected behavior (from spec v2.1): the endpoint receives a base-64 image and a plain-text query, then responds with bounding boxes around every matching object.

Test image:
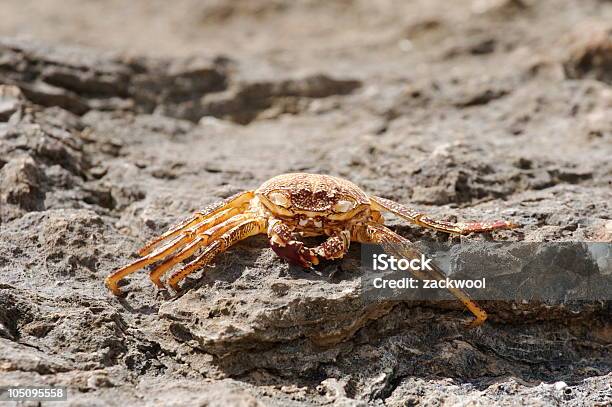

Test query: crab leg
[370,196,518,235]
[167,217,267,291]
[104,208,244,295]
[148,213,253,288]
[352,221,488,326]
[138,191,254,256]
[148,236,205,288]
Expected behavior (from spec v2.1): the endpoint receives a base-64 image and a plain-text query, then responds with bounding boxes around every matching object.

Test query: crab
[105,173,518,325]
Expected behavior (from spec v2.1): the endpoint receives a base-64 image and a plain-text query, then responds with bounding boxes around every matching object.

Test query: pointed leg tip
[108,286,125,297]
[495,220,520,230]
[150,277,165,290]
[105,276,129,297]
[168,281,181,293]
[466,315,487,328]
[105,279,118,295]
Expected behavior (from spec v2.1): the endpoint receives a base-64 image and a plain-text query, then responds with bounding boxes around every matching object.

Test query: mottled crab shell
[255,173,370,213]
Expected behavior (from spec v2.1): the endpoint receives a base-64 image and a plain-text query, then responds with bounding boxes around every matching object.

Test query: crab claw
[270,239,319,269]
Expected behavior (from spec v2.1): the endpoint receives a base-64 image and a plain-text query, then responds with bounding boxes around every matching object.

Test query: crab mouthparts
[297,216,323,228]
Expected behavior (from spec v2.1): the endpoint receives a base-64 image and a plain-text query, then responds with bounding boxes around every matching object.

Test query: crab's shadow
[177,235,364,294]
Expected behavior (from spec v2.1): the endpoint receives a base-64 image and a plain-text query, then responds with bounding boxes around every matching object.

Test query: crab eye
[332,200,355,213]
[268,192,291,207]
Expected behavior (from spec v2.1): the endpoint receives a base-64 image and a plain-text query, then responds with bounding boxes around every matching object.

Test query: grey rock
[0,1,611,405]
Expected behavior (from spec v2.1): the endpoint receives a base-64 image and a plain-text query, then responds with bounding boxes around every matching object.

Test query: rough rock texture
[0,1,611,406]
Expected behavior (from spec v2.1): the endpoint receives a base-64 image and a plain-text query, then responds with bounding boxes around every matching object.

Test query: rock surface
[0,1,611,406]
